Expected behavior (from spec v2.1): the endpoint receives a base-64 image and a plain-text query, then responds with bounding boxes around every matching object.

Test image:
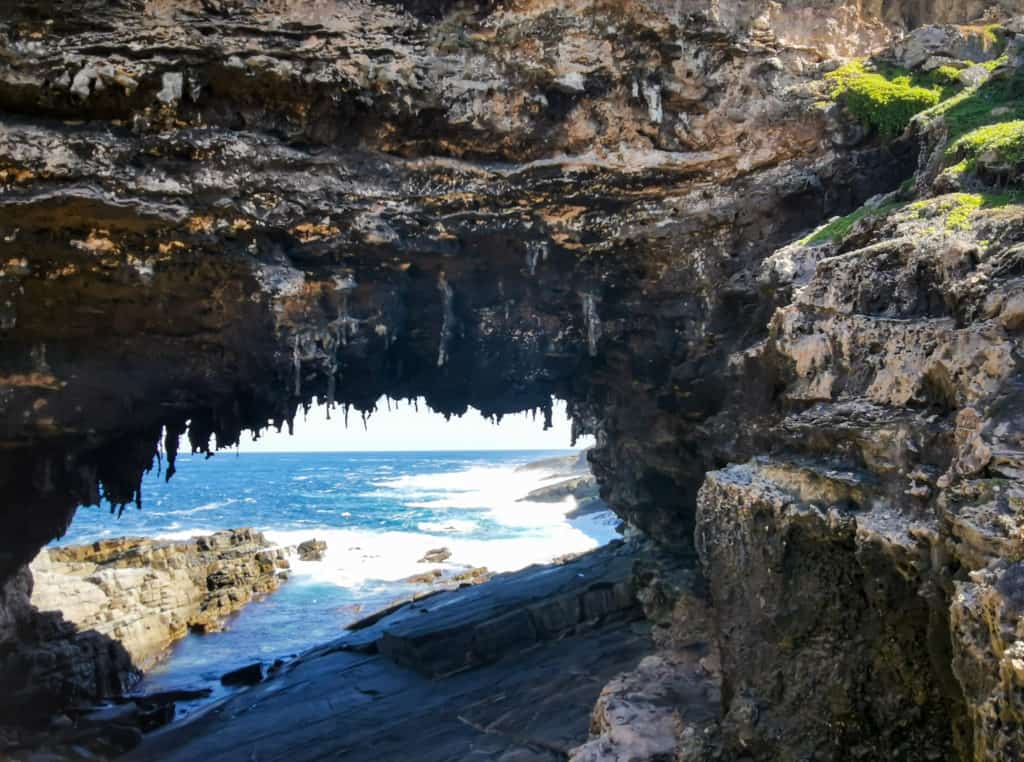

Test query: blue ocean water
[57,450,618,703]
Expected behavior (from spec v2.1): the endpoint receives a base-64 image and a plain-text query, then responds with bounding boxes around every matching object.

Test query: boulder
[893,24,1003,69]
[418,547,451,564]
[297,539,327,562]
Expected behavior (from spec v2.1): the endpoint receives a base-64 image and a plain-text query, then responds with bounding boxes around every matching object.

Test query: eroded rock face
[691,49,1024,755]
[2,0,1024,759]
[0,0,917,580]
[571,550,721,761]
[697,461,962,760]
[30,528,289,668]
[951,562,1024,760]
[0,565,137,728]
[2,528,289,725]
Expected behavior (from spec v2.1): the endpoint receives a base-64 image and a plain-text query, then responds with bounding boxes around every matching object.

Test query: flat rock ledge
[127,541,659,762]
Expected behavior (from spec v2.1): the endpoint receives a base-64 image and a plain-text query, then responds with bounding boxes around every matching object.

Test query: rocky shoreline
[3,539,669,761]
[0,528,327,751]
[30,529,295,671]
[517,451,611,519]
[124,540,713,762]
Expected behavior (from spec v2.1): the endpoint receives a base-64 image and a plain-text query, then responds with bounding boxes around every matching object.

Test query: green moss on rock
[946,120,1024,166]
[801,201,905,245]
[910,192,1024,230]
[923,68,1024,143]
[826,61,950,139]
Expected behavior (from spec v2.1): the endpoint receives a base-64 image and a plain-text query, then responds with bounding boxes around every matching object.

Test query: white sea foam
[379,462,588,530]
[414,519,479,534]
[264,514,617,589]
[152,458,619,590]
[177,499,238,515]
[156,527,208,541]
[264,459,619,589]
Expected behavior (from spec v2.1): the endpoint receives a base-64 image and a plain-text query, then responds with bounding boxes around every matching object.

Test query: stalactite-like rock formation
[2,1,1024,759]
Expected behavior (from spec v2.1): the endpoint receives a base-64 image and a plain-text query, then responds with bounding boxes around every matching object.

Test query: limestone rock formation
[0,565,136,728]
[0,0,919,579]
[2,0,1024,760]
[0,528,291,730]
[30,528,290,668]
[571,551,721,762]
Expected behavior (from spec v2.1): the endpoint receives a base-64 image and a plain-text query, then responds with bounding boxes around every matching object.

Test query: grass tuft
[946,120,1024,167]
[801,201,905,245]
[921,68,1024,143]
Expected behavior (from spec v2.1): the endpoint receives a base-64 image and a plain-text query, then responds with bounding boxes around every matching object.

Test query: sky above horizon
[236,397,591,452]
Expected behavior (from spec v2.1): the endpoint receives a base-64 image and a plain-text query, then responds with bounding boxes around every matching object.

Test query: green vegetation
[982,53,1010,73]
[910,192,1023,230]
[933,65,964,85]
[815,36,1024,243]
[826,61,957,138]
[801,201,905,245]
[926,66,1024,186]
[924,67,1024,143]
[946,120,1024,168]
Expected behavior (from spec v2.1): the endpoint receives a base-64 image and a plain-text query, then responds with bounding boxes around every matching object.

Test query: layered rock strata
[31,528,291,668]
[126,540,651,762]
[0,566,136,729]
[1,528,290,728]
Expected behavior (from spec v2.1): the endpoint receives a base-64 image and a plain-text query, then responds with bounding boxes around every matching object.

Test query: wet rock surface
[219,662,263,687]
[126,542,652,762]
[418,547,452,564]
[518,450,610,517]
[296,539,327,562]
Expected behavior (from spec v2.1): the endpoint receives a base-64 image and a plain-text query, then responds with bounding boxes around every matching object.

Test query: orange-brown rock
[29,529,289,669]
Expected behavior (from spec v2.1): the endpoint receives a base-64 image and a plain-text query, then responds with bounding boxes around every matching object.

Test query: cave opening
[24,395,621,728]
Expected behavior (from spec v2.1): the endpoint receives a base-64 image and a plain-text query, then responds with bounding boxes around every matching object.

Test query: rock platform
[126,542,696,762]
